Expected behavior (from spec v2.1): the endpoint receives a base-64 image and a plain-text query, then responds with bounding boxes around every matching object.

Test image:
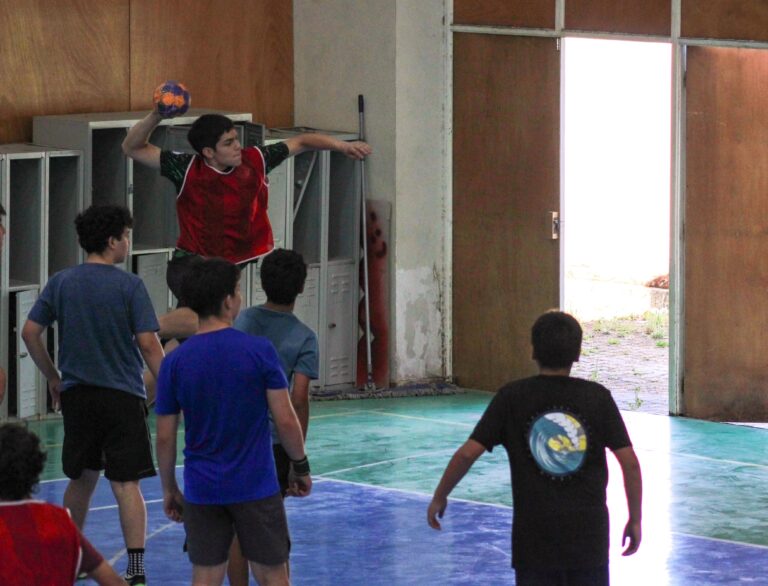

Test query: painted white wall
[293,0,448,383]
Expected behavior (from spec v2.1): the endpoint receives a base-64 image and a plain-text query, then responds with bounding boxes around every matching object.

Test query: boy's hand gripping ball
[153,81,191,118]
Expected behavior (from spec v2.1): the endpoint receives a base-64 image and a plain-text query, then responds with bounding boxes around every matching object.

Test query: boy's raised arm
[122,111,163,169]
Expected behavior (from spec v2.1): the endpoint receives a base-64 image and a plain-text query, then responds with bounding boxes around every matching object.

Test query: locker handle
[328,323,337,329]
[19,352,29,358]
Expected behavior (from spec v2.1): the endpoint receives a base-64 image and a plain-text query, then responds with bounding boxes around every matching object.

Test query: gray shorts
[183,492,290,566]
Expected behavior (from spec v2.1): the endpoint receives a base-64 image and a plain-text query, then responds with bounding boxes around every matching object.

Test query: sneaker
[124,575,147,586]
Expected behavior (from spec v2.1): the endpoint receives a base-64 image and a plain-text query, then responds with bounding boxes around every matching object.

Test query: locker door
[294,265,320,346]
[134,253,170,316]
[16,290,39,419]
[324,261,355,387]
[267,161,289,250]
[250,266,268,306]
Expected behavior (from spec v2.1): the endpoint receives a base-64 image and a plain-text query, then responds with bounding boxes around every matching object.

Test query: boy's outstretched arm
[614,446,643,555]
[122,111,163,169]
[283,133,372,160]
[427,439,485,530]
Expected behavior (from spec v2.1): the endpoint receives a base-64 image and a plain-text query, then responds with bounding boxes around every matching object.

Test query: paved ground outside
[571,312,670,415]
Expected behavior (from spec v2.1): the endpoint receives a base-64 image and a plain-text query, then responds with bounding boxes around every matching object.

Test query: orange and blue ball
[153,81,191,118]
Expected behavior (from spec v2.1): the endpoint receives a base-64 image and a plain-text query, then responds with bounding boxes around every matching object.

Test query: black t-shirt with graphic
[470,375,631,570]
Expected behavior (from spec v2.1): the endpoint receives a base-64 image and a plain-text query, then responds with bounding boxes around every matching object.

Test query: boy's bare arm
[283,133,372,160]
[156,413,184,522]
[614,446,643,555]
[291,373,311,439]
[268,389,312,497]
[427,439,486,530]
[136,331,165,380]
[21,320,64,410]
[122,112,163,169]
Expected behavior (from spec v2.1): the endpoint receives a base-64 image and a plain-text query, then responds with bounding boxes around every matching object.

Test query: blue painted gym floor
[30,392,768,585]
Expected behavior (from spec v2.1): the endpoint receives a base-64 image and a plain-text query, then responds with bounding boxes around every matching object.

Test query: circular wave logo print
[528,412,587,477]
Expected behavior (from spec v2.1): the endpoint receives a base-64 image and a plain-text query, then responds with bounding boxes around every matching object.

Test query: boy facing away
[428,311,642,586]
[22,205,164,586]
[155,258,311,586]
[228,248,319,585]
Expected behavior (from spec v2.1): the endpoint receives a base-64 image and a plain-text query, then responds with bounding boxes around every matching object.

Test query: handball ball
[153,81,190,118]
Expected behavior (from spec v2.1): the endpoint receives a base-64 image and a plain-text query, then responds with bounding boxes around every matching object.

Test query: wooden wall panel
[130,0,293,127]
[453,34,560,391]
[566,0,670,36]
[682,0,768,42]
[454,0,555,29]
[0,0,129,143]
[684,46,768,420]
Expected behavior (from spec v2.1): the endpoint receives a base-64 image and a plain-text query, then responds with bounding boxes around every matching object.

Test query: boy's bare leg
[110,480,147,549]
[158,308,199,340]
[227,536,250,586]
[249,561,289,586]
[192,562,227,586]
[64,468,100,529]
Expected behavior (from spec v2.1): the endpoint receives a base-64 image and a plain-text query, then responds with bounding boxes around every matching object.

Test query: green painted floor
[28,390,768,549]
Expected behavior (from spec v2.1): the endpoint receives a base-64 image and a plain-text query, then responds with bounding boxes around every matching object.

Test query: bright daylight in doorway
[563,37,672,321]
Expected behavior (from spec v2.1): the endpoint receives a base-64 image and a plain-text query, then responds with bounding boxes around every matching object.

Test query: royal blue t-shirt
[27,263,159,398]
[155,328,289,504]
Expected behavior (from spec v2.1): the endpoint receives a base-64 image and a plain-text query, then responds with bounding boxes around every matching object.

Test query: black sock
[126,548,145,577]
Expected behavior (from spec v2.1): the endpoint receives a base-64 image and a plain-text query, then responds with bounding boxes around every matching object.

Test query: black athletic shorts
[60,385,156,482]
[184,493,290,566]
[273,443,291,497]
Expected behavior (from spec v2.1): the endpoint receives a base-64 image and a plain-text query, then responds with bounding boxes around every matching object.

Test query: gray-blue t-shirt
[27,263,159,398]
[234,305,319,442]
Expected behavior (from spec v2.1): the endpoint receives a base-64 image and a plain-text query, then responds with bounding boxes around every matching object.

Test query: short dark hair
[0,424,47,500]
[531,311,582,369]
[75,204,132,254]
[260,249,307,305]
[187,114,235,155]
[181,257,241,318]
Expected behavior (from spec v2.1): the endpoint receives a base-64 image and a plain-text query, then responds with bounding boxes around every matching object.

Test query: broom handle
[358,95,374,388]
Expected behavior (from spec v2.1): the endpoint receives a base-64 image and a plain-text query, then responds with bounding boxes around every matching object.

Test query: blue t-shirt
[234,306,319,442]
[155,328,289,505]
[27,263,159,398]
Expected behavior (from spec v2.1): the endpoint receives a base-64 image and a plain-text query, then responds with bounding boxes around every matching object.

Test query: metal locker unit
[268,129,361,391]
[10,288,40,419]
[45,149,84,414]
[0,145,47,420]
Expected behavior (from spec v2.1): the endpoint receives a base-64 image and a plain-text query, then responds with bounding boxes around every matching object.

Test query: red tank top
[176,147,273,263]
[0,501,88,585]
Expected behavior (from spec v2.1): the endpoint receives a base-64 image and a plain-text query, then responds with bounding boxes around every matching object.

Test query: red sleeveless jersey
[0,501,91,585]
[176,147,274,264]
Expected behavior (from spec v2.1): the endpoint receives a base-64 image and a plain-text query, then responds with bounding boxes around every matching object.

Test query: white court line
[90,498,163,512]
[313,476,512,510]
[108,520,179,565]
[315,477,768,551]
[366,410,475,428]
[670,530,768,551]
[635,446,768,471]
[316,448,456,476]
[309,409,371,420]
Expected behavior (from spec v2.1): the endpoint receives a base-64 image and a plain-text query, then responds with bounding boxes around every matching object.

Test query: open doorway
[562,38,672,414]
